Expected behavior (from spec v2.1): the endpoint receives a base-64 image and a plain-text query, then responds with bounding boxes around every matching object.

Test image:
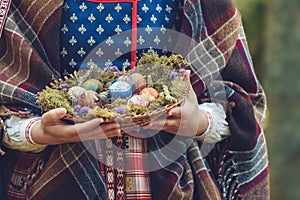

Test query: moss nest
[37,52,190,122]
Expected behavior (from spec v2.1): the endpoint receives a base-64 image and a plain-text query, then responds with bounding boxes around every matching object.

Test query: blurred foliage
[234,0,300,199]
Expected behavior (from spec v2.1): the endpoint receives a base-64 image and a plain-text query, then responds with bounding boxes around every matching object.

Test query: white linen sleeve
[196,102,231,143]
[2,116,47,153]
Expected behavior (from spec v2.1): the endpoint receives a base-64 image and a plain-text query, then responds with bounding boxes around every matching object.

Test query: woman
[0,0,269,199]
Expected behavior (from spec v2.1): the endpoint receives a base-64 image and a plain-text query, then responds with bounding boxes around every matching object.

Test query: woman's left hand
[143,70,208,137]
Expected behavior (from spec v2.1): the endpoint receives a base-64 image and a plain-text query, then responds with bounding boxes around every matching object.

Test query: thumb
[184,69,191,85]
[42,107,67,124]
[183,70,198,103]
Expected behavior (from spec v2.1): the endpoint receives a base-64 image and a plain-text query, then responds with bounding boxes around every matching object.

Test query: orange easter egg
[140,87,159,101]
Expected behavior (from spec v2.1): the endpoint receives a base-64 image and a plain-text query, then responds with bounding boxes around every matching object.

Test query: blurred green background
[233,0,300,199]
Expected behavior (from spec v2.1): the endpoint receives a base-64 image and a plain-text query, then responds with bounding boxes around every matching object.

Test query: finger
[148,118,183,135]
[75,121,120,137]
[167,107,182,118]
[182,70,198,103]
[143,118,167,130]
[98,122,120,133]
[84,129,122,140]
[184,70,191,84]
[72,118,105,133]
[57,118,103,141]
[42,108,67,125]
[81,126,122,140]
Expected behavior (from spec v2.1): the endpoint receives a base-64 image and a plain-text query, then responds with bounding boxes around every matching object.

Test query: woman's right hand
[31,108,121,145]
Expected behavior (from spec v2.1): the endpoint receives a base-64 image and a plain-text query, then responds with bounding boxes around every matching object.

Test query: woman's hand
[31,108,121,145]
[143,70,208,137]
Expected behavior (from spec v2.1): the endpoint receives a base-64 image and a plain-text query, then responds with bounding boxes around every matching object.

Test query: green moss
[93,108,115,119]
[64,78,76,88]
[37,88,73,114]
[136,52,190,87]
[169,78,189,98]
[152,83,164,93]
[148,97,168,109]
[137,52,161,65]
[109,98,129,108]
[128,105,150,115]
[165,54,190,70]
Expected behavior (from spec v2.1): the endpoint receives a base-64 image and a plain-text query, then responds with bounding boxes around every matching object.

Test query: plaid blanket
[0,0,269,199]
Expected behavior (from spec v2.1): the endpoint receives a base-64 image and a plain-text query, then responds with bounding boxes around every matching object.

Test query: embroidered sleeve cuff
[196,102,230,143]
[3,116,47,153]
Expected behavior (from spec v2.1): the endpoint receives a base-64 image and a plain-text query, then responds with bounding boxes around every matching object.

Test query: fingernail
[98,118,104,123]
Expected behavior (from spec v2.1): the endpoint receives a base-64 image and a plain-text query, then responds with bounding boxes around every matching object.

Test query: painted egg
[109,81,132,99]
[99,91,109,104]
[67,86,86,102]
[130,73,146,93]
[82,79,103,93]
[78,90,101,107]
[118,75,136,92]
[128,95,149,107]
[140,88,159,101]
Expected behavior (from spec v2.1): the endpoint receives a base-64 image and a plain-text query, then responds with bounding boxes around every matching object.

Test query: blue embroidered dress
[60,0,182,74]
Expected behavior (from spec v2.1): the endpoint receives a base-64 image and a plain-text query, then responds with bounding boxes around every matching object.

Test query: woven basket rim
[59,93,186,127]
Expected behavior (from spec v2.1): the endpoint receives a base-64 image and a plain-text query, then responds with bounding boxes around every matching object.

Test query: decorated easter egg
[128,95,149,107]
[109,81,132,99]
[118,75,136,92]
[140,87,159,101]
[82,79,103,93]
[99,91,110,104]
[78,90,101,107]
[130,73,146,93]
[67,86,86,102]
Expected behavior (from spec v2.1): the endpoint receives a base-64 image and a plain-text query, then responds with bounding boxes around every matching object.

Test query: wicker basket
[37,54,190,128]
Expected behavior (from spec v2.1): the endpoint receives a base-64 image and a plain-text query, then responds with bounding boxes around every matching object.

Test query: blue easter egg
[109,81,132,99]
[118,75,136,92]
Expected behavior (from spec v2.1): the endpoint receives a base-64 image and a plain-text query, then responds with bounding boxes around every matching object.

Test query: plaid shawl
[0,0,269,199]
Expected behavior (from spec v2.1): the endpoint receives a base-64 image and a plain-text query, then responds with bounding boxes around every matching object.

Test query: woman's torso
[60,0,182,74]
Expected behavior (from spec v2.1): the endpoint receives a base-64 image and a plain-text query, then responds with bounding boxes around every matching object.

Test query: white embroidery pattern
[60,0,181,69]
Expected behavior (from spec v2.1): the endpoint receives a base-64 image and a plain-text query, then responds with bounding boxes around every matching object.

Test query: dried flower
[115,107,126,115]
[179,68,186,74]
[169,71,179,79]
[112,66,119,71]
[73,105,81,112]
[58,83,69,89]
[105,66,121,74]
[78,106,89,117]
